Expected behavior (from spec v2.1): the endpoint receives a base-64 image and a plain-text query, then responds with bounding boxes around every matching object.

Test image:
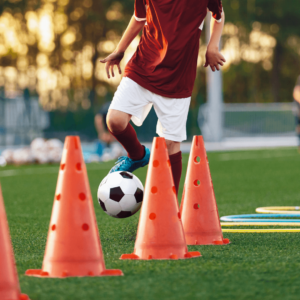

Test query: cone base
[186,236,231,246]
[1,293,30,300]
[120,251,201,260]
[25,269,123,278]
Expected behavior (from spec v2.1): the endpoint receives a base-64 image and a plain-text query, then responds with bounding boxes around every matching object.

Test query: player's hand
[293,86,300,103]
[100,52,124,79]
[204,46,226,72]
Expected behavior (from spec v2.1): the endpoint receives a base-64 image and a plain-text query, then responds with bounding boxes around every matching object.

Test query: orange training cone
[180,136,230,245]
[0,184,30,300]
[121,137,201,260]
[26,136,123,278]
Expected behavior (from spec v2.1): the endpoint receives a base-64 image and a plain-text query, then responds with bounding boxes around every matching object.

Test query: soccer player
[94,102,115,156]
[100,0,226,195]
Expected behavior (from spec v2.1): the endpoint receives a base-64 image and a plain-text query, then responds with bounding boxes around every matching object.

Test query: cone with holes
[25,136,123,278]
[120,137,201,260]
[180,136,230,245]
[0,184,30,300]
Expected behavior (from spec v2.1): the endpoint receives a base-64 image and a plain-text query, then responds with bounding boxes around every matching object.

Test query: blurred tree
[220,0,300,103]
[254,0,300,102]
[0,0,135,110]
[0,0,300,110]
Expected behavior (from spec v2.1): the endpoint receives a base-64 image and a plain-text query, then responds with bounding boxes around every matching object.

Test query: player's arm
[204,11,226,72]
[100,16,145,78]
[293,85,300,104]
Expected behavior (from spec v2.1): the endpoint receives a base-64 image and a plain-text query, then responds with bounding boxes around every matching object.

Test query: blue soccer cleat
[109,147,150,174]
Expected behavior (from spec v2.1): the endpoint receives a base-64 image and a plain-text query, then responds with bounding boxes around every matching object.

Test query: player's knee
[107,110,127,133]
[165,140,180,155]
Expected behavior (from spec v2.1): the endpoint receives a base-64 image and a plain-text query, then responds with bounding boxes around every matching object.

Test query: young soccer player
[100,0,226,195]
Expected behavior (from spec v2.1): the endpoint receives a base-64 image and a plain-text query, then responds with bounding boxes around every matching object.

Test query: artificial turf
[1,147,300,300]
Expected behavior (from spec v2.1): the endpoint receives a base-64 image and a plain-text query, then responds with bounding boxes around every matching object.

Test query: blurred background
[0,0,300,165]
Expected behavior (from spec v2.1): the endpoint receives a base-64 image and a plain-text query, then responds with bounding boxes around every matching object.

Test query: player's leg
[165,140,182,195]
[107,109,145,160]
[153,96,191,196]
[107,77,152,173]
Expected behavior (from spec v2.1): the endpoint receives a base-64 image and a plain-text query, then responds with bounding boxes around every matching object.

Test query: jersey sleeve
[207,0,223,23]
[134,0,147,21]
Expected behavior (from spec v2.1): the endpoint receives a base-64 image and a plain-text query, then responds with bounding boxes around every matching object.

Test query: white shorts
[109,77,191,142]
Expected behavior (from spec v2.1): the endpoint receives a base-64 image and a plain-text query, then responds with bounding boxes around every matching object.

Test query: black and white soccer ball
[97,171,144,218]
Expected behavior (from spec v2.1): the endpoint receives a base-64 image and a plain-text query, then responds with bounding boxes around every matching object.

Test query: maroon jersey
[124,0,223,98]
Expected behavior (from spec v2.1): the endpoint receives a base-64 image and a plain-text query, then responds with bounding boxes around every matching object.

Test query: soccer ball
[97,171,144,218]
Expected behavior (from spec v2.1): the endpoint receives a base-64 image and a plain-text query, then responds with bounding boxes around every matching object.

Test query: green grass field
[1,147,300,300]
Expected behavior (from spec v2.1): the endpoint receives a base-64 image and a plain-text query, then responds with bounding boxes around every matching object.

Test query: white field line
[217,152,298,161]
[0,164,110,178]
